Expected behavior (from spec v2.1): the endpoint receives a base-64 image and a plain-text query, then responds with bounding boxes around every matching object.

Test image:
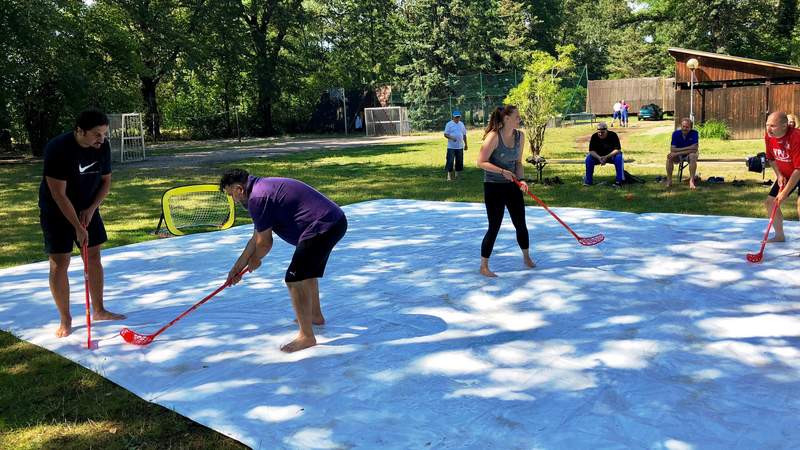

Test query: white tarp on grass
[2,199,800,449]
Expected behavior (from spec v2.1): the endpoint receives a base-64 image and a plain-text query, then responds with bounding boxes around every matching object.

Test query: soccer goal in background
[364,107,411,137]
[154,184,237,236]
[108,113,146,162]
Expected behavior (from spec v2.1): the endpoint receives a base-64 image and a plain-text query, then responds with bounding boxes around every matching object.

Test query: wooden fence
[674,83,800,140]
[587,77,675,115]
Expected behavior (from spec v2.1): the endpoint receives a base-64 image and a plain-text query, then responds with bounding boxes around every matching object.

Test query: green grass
[0,120,786,447]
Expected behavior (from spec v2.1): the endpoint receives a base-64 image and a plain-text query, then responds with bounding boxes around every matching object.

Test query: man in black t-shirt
[39,110,125,338]
[584,122,625,187]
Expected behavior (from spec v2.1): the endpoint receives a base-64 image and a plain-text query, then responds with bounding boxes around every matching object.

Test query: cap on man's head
[452,111,462,117]
[597,122,608,130]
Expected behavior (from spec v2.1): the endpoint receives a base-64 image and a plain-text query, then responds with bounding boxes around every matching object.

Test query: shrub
[697,120,730,140]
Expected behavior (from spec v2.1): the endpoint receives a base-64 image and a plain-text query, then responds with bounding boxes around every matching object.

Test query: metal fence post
[234,106,241,142]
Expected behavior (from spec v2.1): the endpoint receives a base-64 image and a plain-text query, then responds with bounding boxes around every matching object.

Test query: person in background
[787,113,797,128]
[443,111,468,181]
[584,122,625,188]
[665,118,700,189]
[611,100,622,127]
[620,100,629,127]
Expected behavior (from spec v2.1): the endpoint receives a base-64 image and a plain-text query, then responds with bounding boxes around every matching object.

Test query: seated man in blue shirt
[665,118,700,189]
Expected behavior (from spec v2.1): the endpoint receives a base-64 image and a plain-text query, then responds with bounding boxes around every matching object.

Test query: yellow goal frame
[158,184,236,236]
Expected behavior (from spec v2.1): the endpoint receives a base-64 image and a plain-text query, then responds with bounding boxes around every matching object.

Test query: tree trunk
[23,81,63,157]
[528,123,547,158]
[256,75,275,136]
[140,76,161,139]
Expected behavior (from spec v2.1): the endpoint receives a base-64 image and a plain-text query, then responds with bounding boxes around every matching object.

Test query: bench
[564,113,596,126]
[676,157,751,181]
[528,156,635,183]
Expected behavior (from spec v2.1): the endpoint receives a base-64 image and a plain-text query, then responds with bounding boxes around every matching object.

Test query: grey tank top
[484,129,521,183]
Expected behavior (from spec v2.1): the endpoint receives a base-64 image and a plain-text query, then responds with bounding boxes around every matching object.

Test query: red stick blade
[746,252,764,263]
[120,327,155,346]
[578,234,605,246]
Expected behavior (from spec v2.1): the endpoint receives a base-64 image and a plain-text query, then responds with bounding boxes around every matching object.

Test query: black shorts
[285,216,347,283]
[40,209,107,254]
[768,181,800,198]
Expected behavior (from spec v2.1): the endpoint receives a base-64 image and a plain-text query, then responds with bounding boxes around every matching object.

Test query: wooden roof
[668,48,800,84]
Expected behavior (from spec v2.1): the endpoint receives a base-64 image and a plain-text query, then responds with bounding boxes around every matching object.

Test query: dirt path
[572,120,671,150]
[125,134,435,170]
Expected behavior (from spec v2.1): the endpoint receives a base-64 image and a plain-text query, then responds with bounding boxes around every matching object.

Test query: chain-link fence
[391,67,588,131]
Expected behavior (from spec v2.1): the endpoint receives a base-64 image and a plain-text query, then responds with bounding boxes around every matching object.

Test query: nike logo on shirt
[78,162,97,173]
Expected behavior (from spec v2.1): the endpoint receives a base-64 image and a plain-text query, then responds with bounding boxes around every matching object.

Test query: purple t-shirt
[246,176,345,246]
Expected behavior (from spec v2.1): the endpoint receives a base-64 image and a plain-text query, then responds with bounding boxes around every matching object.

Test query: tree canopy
[1,0,798,153]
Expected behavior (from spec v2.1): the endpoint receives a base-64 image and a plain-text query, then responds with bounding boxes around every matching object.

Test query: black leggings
[481,182,529,258]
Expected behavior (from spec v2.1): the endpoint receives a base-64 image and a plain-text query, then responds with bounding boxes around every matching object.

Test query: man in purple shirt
[665,118,700,189]
[221,169,347,353]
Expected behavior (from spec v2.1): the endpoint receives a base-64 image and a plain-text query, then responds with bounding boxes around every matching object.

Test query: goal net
[364,107,410,136]
[154,184,236,236]
[108,113,146,162]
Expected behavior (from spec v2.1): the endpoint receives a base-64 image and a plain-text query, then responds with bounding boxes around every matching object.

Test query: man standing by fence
[611,100,622,127]
[444,111,468,181]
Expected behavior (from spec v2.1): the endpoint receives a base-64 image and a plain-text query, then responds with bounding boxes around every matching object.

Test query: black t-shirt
[589,131,621,157]
[38,131,112,214]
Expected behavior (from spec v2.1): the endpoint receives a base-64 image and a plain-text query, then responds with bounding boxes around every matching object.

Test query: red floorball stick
[120,267,248,346]
[513,179,605,246]
[747,201,781,263]
[81,240,92,350]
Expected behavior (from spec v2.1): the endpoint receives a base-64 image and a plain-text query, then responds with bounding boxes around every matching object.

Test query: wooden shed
[586,77,675,115]
[669,48,800,139]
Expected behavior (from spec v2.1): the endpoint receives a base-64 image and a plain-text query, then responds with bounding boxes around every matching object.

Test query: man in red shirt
[764,112,800,242]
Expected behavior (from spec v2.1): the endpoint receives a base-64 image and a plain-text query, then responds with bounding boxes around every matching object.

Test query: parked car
[638,103,664,120]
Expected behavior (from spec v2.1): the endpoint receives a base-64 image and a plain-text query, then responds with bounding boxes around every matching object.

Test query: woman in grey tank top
[476,105,535,277]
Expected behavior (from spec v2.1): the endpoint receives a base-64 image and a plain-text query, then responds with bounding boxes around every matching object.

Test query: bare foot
[523,255,536,268]
[294,316,326,326]
[93,310,126,321]
[689,181,697,190]
[280,334,317,353]
[479,266,498,278]
[767,235,786,243]
[55,319,72,338]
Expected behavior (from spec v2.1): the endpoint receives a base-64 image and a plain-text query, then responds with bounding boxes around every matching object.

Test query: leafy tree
[163,0,251,137]
[633,0,777,62]
[2,1,92,155]
[775,0,798,63]
[505,45,576,159]
[494,0,539,65]
[232,0,309,135]
[97,0,199,138]
[318,0,400,89]
[395,0,514,129]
